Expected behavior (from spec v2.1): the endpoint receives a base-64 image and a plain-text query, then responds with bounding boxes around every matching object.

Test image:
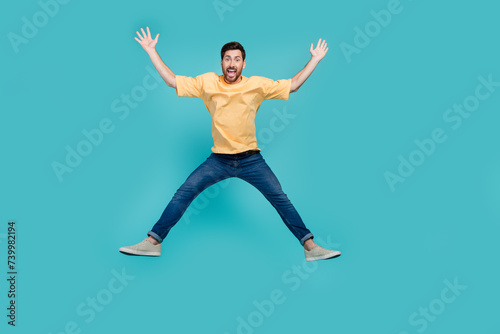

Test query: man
[119,27,341,262]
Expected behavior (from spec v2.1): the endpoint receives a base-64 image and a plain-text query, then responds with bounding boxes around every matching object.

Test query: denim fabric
[148,151,313,245]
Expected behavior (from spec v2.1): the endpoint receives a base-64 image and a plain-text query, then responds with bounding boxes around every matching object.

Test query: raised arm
[135,27,176,89]
[290,38,329,93]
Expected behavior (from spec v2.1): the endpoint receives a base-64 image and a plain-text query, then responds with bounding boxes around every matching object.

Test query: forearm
[146,49,176,88]
[290,57,321,93]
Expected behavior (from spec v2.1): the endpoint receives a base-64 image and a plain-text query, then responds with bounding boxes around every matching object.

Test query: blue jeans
[148,150,314,245]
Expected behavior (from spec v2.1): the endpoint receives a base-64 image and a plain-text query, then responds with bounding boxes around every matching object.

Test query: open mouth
[227,69,237,78]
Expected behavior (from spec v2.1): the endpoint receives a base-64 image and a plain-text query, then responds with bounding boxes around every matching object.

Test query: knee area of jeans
[267,193,290,201]
[173,189,198,200]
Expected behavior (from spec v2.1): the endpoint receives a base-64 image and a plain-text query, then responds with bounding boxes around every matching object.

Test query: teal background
[1,0,499,333]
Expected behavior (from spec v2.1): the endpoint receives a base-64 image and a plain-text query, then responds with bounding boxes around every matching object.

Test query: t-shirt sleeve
[175,74,204,98]
[261,77,292,100]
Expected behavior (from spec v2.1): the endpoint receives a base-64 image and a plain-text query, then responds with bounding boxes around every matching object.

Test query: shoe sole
[119,247,160,257]
[306,251,341,262]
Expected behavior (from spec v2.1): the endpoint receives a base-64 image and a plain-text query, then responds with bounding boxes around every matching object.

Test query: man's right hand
[134,26,159,53]
[134,26,176,89]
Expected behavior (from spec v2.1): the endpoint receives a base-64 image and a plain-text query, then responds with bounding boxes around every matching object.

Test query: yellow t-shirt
[175,72,292,154]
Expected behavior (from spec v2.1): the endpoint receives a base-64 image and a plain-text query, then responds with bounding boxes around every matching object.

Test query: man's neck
[224,75,242,85]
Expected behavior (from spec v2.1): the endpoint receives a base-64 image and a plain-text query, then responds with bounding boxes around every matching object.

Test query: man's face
[221,50,246,84]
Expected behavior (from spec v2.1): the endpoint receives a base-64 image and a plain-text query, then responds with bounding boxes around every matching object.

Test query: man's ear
[243,60,246,69]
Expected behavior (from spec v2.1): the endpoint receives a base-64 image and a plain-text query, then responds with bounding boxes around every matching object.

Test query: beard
[224,67,241,82]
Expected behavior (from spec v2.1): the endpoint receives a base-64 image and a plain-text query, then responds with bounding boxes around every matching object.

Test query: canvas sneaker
[119,238,161,257]
[305,244,341,262]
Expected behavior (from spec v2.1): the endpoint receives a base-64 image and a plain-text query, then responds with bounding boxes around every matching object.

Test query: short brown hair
[221,41,246,60]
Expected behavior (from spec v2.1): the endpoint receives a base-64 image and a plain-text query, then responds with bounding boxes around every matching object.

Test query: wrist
[146,48,157,56]
[310,56,322,64]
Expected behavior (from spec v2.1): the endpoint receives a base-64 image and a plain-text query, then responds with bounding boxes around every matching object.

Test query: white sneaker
[305,244,341,262]
[119,238,161,257]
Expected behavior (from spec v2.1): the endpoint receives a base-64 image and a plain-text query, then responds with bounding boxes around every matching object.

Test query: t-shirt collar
[220,74,247,87]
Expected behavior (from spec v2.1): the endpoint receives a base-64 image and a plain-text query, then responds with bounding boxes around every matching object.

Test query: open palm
[310,38,329,61]
[134,26,159,52]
